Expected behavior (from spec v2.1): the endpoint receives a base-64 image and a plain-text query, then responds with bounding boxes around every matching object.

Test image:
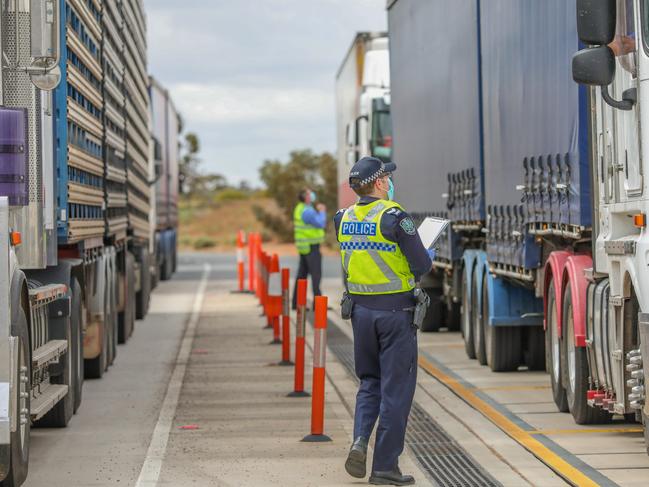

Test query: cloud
[145,0,388,184]
[171,83,333,124]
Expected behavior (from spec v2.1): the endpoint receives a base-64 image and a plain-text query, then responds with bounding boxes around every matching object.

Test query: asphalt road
[23,252,339,487]
[23,252,647,487]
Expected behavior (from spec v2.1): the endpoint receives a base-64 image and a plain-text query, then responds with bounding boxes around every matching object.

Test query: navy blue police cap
[349,157,397,189]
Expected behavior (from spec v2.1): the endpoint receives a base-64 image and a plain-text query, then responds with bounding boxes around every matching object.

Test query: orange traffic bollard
[288,279,309,397]
[260,252,271,324]
[231,230,247,293]
[248,232,256,293]
[302,296,331,442]
[255,237,263,303]
[278,268,293,366]
[267,254,282,344]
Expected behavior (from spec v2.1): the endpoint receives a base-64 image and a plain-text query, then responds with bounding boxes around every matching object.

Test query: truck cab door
[345,123,357,166]
[608,0,643,199]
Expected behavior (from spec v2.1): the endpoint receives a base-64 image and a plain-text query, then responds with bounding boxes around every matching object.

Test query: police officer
[292,188,327,309]
[334,157,434,486]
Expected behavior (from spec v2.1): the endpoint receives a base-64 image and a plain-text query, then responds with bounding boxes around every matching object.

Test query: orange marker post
[267,254,282,343]
[288,279,309,397]
[231,230,247,293]
[255,237,263,303]
[261,253,272,327]
[278,268,293,365]
[302,296,331,442]
[248,232,256,293]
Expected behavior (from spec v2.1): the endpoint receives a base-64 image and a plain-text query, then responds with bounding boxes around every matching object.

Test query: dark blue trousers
[351,304,418,472]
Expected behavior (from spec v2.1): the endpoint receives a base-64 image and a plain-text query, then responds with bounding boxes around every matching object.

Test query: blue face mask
[310,191,317,203]
[387,179,395,201]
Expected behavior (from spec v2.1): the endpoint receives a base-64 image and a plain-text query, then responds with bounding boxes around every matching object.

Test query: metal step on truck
[388,0,649,450]
[0,0,178,485]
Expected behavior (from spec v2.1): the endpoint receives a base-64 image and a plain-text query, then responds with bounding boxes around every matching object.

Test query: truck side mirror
[149,161,164,186]
[573,46,636,111]
[576,0,616,45]
[572,46,615,86]
[29,0,61,90]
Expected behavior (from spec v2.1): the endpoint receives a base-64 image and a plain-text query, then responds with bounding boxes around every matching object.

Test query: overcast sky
[145,0,387,186]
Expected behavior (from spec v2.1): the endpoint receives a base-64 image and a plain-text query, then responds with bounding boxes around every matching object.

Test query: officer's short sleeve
[381,208,432,280]
[333,208,346,240]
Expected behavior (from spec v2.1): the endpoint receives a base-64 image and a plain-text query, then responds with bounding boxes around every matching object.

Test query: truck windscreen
[372,110,393,162]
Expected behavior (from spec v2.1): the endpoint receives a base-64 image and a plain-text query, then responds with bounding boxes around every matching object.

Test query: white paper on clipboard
[417,217,450,249]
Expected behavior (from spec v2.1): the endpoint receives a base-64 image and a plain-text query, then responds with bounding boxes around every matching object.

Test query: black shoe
[345,437,368,478]
[369,467,415,486]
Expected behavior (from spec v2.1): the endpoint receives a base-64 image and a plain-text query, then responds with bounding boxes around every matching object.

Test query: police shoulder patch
[399,217,416,235]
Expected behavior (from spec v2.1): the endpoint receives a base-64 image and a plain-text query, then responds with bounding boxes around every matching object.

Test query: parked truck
[336,32,392,208]
[387,0,649,447]
[149,76,179,283]
[0,0,178,484]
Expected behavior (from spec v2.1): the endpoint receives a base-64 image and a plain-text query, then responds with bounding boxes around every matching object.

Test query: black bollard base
[230,290,254,294]
[269,339,281,345]
[277,360,294,366]
[287,390,310,398]
[301,434,332,443]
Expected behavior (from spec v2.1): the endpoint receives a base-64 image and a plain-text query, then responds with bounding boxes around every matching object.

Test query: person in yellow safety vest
[334,157,435,486]
[292,188,327,310]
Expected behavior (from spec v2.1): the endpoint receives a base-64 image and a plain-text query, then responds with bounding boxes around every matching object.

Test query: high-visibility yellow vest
[293,202,325,255]
[338,200,415,295]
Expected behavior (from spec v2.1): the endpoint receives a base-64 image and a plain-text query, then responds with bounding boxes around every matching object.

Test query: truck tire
[642,409,649,455]
[420,289,443,332]
[524,326,545,371]
[562,284,610,424]
[119,251,136,343]
[446,302,461,332]
[84,320,107,379]
[473,274,487,365]
[485,322,521,372]
[106,265,118,367]
[159,244,172,282]
[37,310,74,427]
[546,279,568,412]
[462,270,476,359]
[482,273,522,371]
[136,249,151,320]
[71,280,84,413]
[1,307,31,487]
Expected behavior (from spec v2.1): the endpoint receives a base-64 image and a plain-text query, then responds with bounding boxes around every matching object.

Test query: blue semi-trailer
[389,0,649,442]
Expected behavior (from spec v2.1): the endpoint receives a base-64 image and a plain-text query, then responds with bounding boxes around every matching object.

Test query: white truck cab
[574,0,649,442]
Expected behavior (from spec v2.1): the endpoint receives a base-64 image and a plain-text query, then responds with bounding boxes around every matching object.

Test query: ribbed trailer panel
[102,0,128,239]
[122,0,150,243]
[56,0,106,244]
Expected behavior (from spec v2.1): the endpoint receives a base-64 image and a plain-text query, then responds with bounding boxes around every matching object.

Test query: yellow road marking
[478,385,551,392]
[418,356,601,487]
[529,427,644,436]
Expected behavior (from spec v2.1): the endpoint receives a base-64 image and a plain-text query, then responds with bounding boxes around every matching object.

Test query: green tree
[256,149,337,243]
[179,132,201,194]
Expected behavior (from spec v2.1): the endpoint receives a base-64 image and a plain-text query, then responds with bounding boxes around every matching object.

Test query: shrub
[193,237,217,249]
[214,188,249,202]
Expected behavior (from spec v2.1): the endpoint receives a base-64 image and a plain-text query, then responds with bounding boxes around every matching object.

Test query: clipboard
[417,217,450,249]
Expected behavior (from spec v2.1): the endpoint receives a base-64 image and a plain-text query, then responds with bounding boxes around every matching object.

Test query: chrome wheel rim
[19,338,27,445]
[567,309,576,400]
[462,282,471,340]
[551,300,560,383]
